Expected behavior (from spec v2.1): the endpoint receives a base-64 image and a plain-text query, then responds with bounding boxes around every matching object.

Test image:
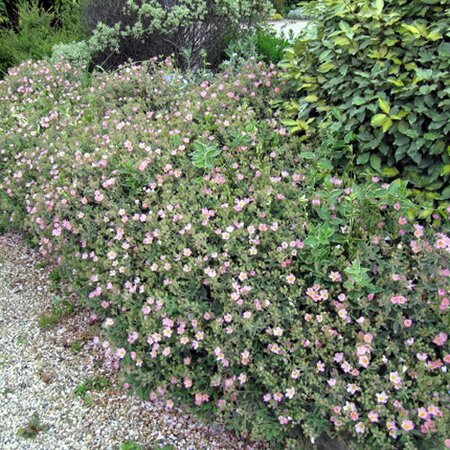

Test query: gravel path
[0,233,266,450]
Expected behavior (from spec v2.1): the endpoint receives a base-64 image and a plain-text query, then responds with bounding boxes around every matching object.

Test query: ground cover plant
[0,57,449,449]
[280,0,450,198]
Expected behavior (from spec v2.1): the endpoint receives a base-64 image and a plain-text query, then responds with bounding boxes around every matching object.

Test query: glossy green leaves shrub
[280,0,450,197]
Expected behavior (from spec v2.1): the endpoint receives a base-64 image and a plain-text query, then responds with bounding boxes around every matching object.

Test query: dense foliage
[0,0,85,76]
[224,29,290,65]
[81,0,272,69]
[280,0,450,197]
[0,59,449,449]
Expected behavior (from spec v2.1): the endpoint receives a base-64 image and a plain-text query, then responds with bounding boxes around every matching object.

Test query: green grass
[37,296,75,329]
[17,413,48,439]
[69,341,84,353]
[1,387,14,396]
[120,442,145,450]
[74,376,112,406]
[16,335,27,345]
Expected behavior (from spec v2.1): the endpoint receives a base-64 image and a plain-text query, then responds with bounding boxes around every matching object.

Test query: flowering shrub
[0,59,449,449]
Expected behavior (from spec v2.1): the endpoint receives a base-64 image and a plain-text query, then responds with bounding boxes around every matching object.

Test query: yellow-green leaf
[317,62,336,73]
[305,95,319,102]
[374,0,384,14]
[427,30,442,41]
[371,113,393,132]
[381,167,399,177]
[334,36,351,46]
[387,79,404,87]
[281,119,300,127]
[401,24,420,35]
[441,165,450,176]
[371,113,388,127]
[418,208,434,219]
[378,98,390,114]
[381,117,393,132]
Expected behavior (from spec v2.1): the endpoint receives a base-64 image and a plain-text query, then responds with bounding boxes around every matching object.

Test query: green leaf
[371,113,388,127]
[281,119,299,126]
[352,97,367,106]
[334,36,351,46]
[381,167,399,177]
[374,0,384,14]
[401,24,420,35]
[370,154,381,171]
[441,165,450,176]
[387,178,403,195]
[426,30,442,41]
[317,62,336,73]
[356,153,370,164]
[438,42,450,57]
[378,98,390,114]
[371,113,393,132]
[440,186,450,200]
[305,94,319,102]
[304,236,319,247]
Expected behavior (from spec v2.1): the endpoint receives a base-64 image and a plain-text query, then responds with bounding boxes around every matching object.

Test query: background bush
[0,59,449,449]
[280,0,450,198]
[223,29,290,66]
[0,0,86,76]
[286,7,308,20]
[256,30,290,63]
[82,0,272,70]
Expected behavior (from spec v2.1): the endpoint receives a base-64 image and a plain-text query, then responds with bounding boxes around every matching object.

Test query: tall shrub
[280,0,450,197]
[82,0,272,69]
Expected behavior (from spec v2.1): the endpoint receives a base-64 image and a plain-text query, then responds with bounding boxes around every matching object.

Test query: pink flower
[391,294,407,305]
[273,392,283,402]
[329,271,342,282]
[389,371,402,386]
[194,393,209,406]
[376,392,389,404]
[127,331,138,344]
[286,274,296,284]
[433,332,448,346]
[285,387,295,399]
[401,420,414,431]
[116,348,126,359]
[418,407,429,420]
[278,416,289,425]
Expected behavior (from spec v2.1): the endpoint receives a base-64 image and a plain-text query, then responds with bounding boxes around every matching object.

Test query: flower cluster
[0,58,449,449]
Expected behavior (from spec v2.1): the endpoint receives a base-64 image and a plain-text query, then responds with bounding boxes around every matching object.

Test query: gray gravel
[0,233,267,450]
